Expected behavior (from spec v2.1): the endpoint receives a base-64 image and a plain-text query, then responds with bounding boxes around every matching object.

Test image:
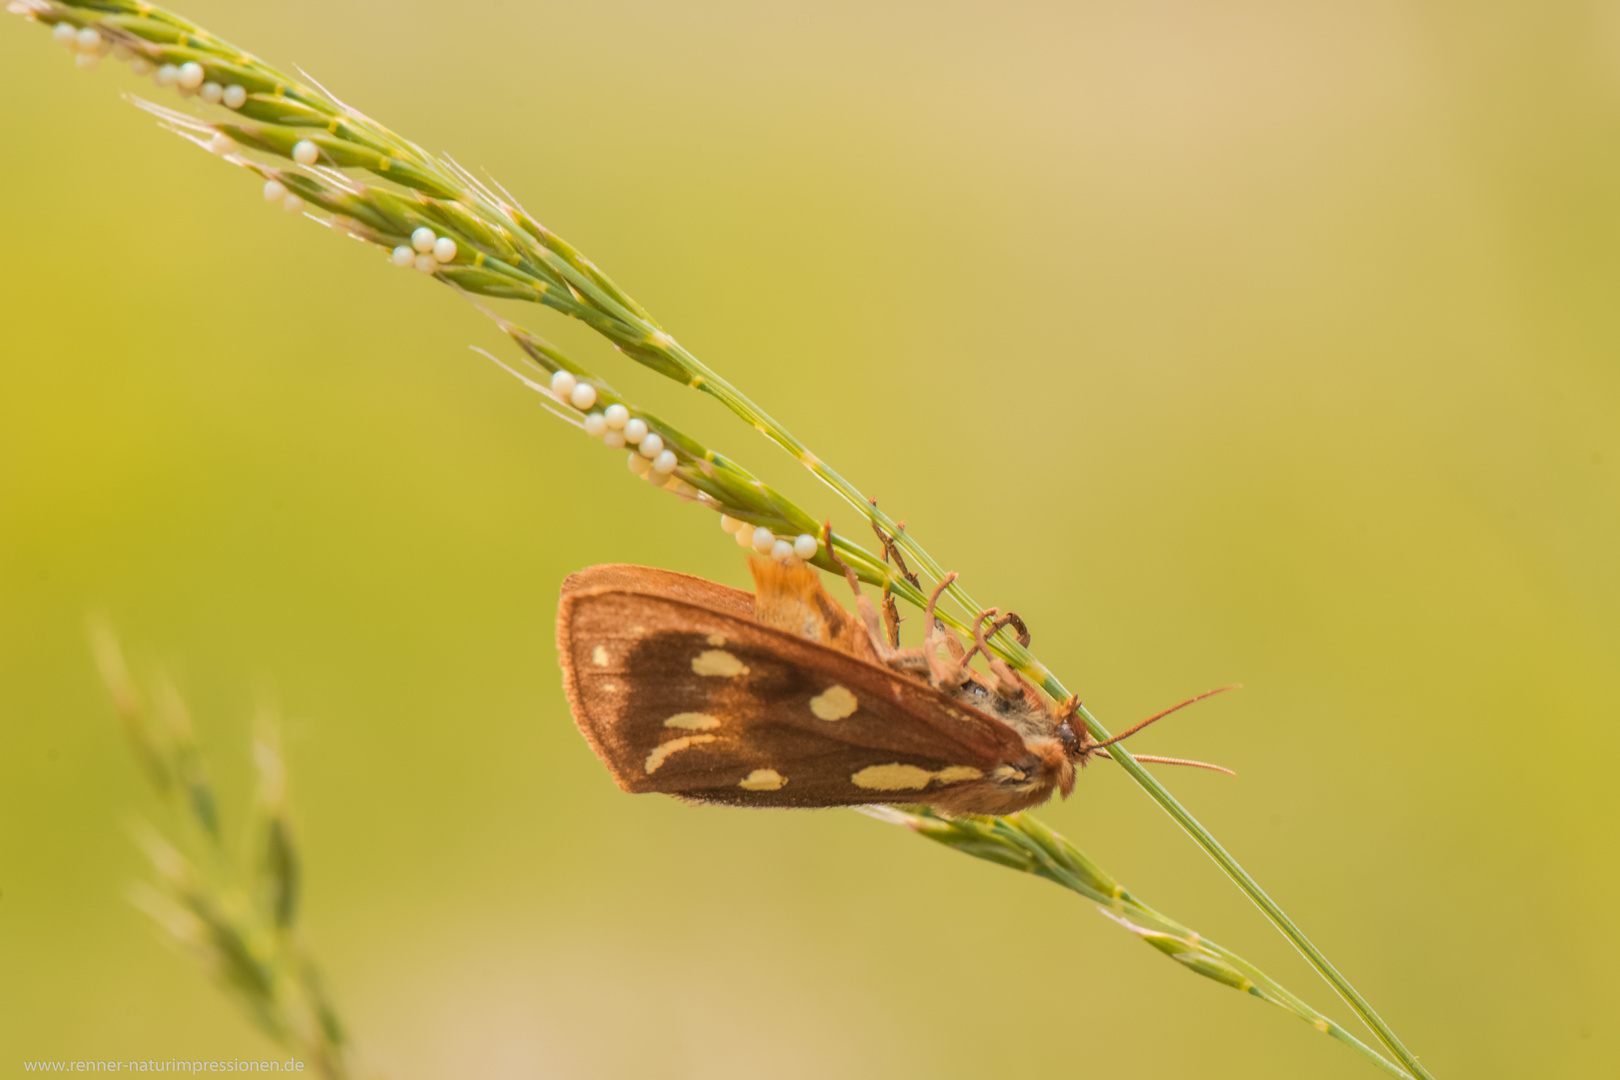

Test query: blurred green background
[2,1,1617,1076]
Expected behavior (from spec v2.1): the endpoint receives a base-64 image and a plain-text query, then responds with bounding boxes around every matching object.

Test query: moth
[557,557,1226,814]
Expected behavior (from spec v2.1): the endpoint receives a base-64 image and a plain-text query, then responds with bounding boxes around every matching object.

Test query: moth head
[1034,736,1078,799]
[1055,695,1094,760]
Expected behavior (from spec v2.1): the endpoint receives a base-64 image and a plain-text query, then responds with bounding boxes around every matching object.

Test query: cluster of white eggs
[388,226,459,273]
[259,177,306,215]
[720,515,819,562]
[545,368,812,561]
[53,22,250,109]
[548,372,694,497]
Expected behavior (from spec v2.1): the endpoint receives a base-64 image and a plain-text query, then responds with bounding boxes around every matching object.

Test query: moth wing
[558,577,1028,808]
[561,563,756,619]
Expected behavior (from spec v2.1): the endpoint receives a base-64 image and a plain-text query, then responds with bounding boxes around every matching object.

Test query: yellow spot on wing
[739,769,786,791]
[809,685,858,720]
[692,649,748,677]
[591,645,609,667]
[664,712,720,730]
[851,763,983,790]
[644,735,716,774]
[851,764,934,791]
[706,632,727,647]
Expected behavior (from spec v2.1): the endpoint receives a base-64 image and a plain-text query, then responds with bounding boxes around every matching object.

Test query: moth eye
[1058,723,1079,753]
[808,685,858,720]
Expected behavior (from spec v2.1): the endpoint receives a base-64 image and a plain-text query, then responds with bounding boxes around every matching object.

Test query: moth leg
[957,607,994,669]
[964,607,1045,709]
[865,515,914,651]
[824,519,922,668]
[869,510,921,590]
[989,610,1031,649]
[873,580,955,681]
[853,586,900,663]
[960,608,1032,665]
[919,574,971,688]
[823,522,965,685]
[880,585,902,649]
[867,573,966,683]
[963,609,1018,697]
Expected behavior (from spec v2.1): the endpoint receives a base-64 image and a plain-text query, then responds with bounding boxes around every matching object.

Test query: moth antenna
[1088,685,1241,751]
[1095,750,1236,777]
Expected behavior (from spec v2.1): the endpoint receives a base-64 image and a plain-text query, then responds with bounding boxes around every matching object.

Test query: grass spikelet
[92,629,369,1080]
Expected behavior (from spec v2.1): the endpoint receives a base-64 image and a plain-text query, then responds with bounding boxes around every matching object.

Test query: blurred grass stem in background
[92,625,364,1080]
[6,1,1444,1075]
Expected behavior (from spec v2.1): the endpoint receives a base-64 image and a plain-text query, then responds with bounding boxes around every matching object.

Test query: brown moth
[558,558,1224,814]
